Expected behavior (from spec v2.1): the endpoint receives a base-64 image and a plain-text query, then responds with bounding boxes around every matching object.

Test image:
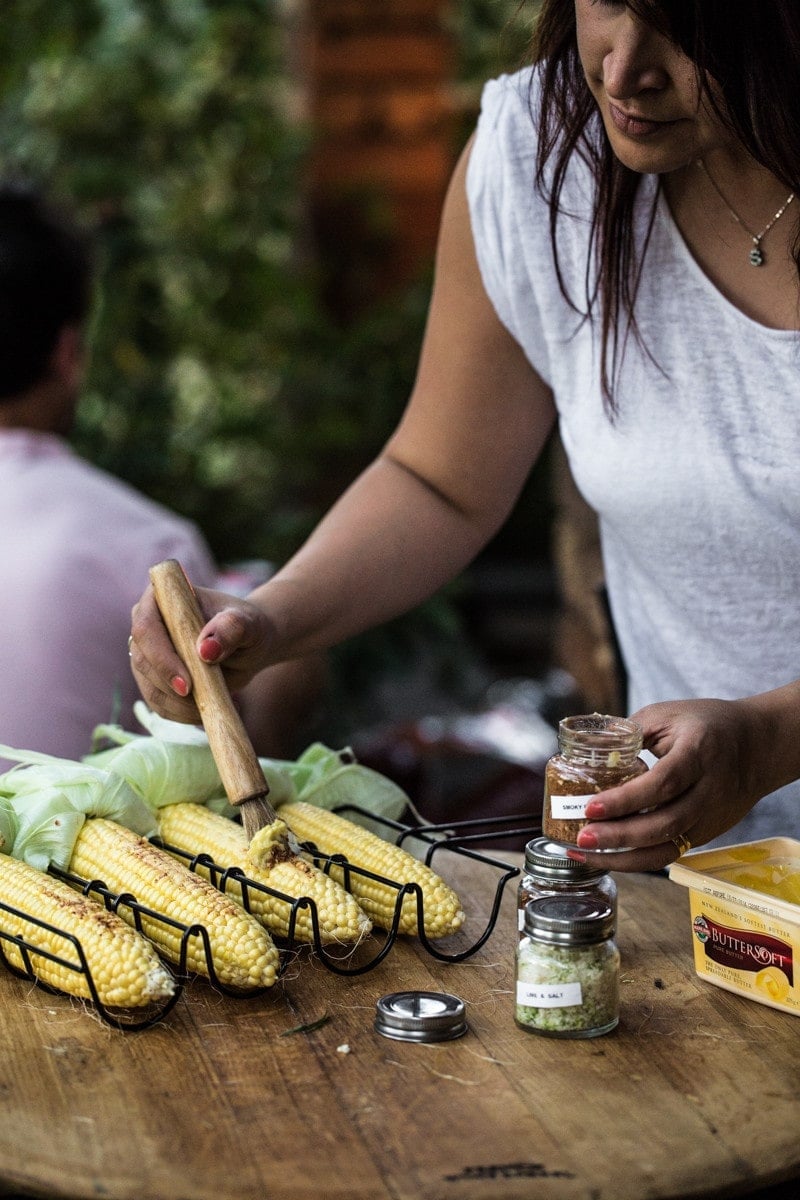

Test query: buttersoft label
[516,980,583,1008]
[549,794,593,820]
[693,914,793,984]
[688,891,800,1014]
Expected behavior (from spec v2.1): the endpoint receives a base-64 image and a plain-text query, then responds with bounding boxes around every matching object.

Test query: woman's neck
[663,156,799,330]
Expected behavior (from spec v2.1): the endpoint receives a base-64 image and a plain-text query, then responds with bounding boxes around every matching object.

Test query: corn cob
[0,855,175,1007]
[274,801,465,938]
[68,818,279,990]
[157,803,371,945]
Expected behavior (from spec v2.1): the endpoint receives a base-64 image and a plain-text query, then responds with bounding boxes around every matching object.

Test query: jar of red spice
[542,714,648,849]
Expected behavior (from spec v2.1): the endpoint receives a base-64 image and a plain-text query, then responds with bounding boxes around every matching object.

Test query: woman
[130,0,800,870]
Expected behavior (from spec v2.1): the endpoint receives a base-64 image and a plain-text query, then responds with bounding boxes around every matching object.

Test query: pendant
[749,244,764,267]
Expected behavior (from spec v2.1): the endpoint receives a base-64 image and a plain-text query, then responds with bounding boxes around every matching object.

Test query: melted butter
[724,844,773,864]
[721,860,800,906]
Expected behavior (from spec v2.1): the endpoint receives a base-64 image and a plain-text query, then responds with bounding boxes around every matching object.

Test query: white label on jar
[516,980,583,1008]
[549,794,594,819]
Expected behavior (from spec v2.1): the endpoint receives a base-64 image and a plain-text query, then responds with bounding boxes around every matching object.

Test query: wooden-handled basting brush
[149,558,282,843]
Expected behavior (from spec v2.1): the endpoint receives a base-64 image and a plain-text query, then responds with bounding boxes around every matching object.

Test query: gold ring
[127,635,134,658]
[672,832,692,856]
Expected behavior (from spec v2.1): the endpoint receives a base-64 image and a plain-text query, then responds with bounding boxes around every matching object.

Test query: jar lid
[374,991,467,1043]
[523,836,608,882]
[523,895,615,945]
[557,712,642,756]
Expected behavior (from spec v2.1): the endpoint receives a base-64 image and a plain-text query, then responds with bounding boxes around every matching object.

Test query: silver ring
[127,635,134,658]
[672,832,692,856]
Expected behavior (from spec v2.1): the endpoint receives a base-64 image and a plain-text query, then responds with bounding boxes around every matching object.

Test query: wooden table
[2,848,799,1200]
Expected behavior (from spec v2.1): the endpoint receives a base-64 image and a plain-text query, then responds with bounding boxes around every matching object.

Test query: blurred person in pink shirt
[0,183,324,770]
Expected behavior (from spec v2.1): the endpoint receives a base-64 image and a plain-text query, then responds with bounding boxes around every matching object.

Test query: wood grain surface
[1,852,799,1200]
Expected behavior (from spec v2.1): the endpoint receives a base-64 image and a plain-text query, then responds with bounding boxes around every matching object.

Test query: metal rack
[0,882,184,1031]
[0,808,537,1028]
[159,805,533,974]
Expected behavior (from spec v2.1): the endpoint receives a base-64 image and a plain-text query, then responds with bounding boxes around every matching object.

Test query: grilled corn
[157,803,371,945]
[275,801,465,938]
[68,818,279,990]
[0,855,175,1007]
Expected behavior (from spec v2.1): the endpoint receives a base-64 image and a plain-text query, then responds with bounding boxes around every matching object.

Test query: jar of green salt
[515,895,619,1039]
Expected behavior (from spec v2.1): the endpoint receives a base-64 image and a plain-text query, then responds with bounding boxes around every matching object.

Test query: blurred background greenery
[0,0,556,738]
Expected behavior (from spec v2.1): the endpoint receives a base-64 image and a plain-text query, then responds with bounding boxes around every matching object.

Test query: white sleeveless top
[466,68,800,846]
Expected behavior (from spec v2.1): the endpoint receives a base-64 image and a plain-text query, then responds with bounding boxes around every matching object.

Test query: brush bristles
[238,793,279,842]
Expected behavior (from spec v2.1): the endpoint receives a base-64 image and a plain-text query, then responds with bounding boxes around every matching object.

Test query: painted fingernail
[171,675,189,697]
[200,636,222,663]
[585,800,605,819]
[566,849,588,864]
[577,829,599,849]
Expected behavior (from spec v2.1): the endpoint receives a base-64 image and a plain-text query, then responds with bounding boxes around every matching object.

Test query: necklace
[696,158,796,266]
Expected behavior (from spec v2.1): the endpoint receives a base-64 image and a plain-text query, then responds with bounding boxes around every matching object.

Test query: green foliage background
[1,0,335,563]
[0,0,541,719]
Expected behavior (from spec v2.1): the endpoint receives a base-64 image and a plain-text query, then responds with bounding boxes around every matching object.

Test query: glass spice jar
[542,713,648,848]
[517,837,618,937]
[515,895,619,1038]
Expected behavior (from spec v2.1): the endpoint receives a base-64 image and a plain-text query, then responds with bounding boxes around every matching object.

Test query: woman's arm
[131,138,557,721]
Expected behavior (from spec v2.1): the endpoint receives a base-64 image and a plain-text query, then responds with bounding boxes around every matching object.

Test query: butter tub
[668,837,800,1017]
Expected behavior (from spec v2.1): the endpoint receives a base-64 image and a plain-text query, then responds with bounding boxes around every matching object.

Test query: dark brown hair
[530,0,800,408]
[0,182,94,401]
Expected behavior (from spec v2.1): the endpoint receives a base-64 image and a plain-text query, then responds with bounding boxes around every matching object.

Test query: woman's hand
[570,696,778,872]
[129,584,274,723]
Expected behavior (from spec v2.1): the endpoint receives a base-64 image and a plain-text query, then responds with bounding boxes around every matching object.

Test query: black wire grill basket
[0,806,539,1030]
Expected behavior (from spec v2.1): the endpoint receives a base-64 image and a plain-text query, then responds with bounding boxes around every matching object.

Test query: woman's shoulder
[475,64,542,148]
[471,63,596,213]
